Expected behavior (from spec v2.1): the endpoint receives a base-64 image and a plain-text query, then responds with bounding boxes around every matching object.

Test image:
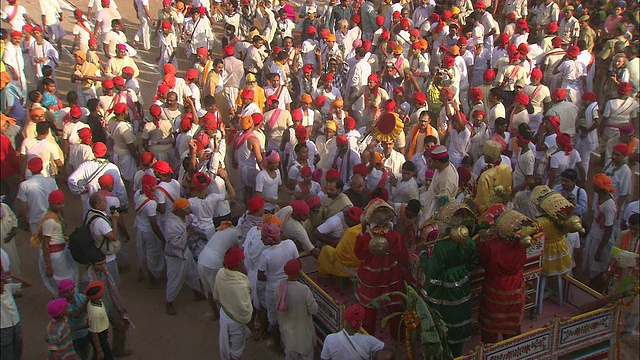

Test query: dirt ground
[7,0,639,359]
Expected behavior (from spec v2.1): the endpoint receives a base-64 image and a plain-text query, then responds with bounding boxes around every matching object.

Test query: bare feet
[193,291,206,302]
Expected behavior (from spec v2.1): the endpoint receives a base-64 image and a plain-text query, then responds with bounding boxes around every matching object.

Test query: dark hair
[213,58,223,67]
[203,95,216,107]
[402,161,416,172]
[294,142,308,154]
[225,24,236,32]
[560,169,579,181]
[327,177,344,190]
[66,91,78,104]
[419,110,431,121]
[42,78,56,87]
[461,155,474,167]
[276,51,288,62]
[111,18,121,26]
[629,213,640,226]
[494,117,508,127]
[42,65,53,77]
[577,39,587,51]
[86,98,99,112]
[407,199,421,213]
[28,90,41,102]
[355,47,367,57]
[489,87,504,100]
[424,135,438,146]
[36,121,49,136]
[252,35,263,43]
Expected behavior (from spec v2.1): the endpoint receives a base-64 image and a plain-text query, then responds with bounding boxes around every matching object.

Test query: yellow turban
[325,120,338,133]
[332,98,344,108]
[327,34,337,42]
[240,115,253,131]
[300,93,313,104]
[172,198,190,211]
[0,72,10,89]
[74,50,86,61]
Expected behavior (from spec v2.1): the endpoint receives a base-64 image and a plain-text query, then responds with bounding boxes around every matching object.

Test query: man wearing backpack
[87,191,121,286]
[68,142,128,215]
[33,190,79,296]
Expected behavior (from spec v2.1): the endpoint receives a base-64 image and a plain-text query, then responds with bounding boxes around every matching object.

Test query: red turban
[295,125,308,140]
[113,76,125,87]
[113,103,128,115]
[27,157,44,174]
[252,113,263,125]
[552,88,567,101]
[344,304,366,330]
[98,174,114,188]
[70,105,82,119]
[384,99,396,112]
[84,280,105,300]
[613,143,629,156]
[185,68,199,81]
[376,15,384,26]
[154,160,173,174]
[157,84,170,95]
[283,258,302,277]
[306,195,321,209]
[368,73,379,84]
[335,135,348,147]
[582,92,597,102]
[193,172,211,190]
[443,55,455,67]
[547,22,558,33]
[469,87,483,101]
[78,127,92,145]
[247,196,265,213]
[414,91,427,103]
[300,166,312,177]
[93,142,107,157]
[102,79,114,90]
[483,69,495,82]
[149,104,162,117]
[292,108,303,122]
[531,68,543,80]
[122,66,135,76]
[141,152,155,166]
[556,133,573,155]
[223,247,244,269]
[315,95,326,108]
[141,174,157,199]
[290,200,309,216]
[223,45,234,56]
[547,116,561,133]
[457,166,472,188]
[353,163,368,177]
[326,168,341,181]
[241,89,254,99]
[472,110,487,119]
[346,206,363,222]
[48,190,65,204]
[429,145,448,159]
[567,45,580,58]
[440,87,454,100]
[514,93,530,106]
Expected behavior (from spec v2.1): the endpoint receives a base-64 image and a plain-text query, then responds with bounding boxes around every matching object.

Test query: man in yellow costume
[317,223,363,278]
[475,140,513,210]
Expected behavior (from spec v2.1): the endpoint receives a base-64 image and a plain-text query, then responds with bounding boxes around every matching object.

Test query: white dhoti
[219,309,250,360]
[265,282,279,326]
[238,165,259,189]
[197,264,219,298]
[38,248,79,297]
[583,232,613,278]
[165,249,201,302]
[246,268,266,310]
[575,137,597,178]
[224,86,239,110]
[77,85,97,107]
[136,229,165,278]
[134,16,152,51]
[111,153,136,181]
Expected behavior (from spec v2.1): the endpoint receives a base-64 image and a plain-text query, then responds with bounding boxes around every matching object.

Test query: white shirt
[316,212,348,239]
[256,170,282,212]
[1,287,20,329]
[155,179,181,213]
[19,138,61,177]
[264,86,292,110]
[40,0,62,25]
[198,228,240,270]
[16,175,58,232]
[133,191,157,233]
[257,239,299,286]
[1,5,27,31]
[321,331,385,360]
[96,7,122,34]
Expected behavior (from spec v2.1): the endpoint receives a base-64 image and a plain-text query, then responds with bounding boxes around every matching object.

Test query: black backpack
[68,211,109,265]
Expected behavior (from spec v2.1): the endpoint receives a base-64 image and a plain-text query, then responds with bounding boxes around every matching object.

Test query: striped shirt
[45,319,78,360]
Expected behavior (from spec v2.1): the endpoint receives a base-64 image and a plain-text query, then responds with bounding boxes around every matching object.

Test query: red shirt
[0,134,19,179]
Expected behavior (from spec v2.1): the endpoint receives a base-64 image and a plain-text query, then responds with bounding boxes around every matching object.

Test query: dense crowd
[0,0,639,359]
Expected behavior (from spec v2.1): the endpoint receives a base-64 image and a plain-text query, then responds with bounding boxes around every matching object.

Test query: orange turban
[172,198,190,211]
[593,173,615,193]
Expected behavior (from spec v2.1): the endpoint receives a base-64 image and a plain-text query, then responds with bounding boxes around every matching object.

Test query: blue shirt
[0,84,26,126]
[66,292,89,340]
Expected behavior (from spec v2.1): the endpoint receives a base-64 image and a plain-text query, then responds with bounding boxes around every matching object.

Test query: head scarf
[261,222,281,244]
[162,63,177,89]
[154,160,173,174]
[556,133,573,155]
[141,174,157,200]
[547,116,561,134]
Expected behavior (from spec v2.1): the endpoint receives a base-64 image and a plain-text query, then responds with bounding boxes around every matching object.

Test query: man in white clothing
[16,157,58,234]
[348,48,372,123]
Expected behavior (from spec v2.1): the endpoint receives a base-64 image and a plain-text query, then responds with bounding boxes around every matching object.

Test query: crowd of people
[0,0,639,358]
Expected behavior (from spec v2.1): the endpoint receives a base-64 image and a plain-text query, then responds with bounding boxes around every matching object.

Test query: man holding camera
[97,173,131,272]
[87,190,123,286]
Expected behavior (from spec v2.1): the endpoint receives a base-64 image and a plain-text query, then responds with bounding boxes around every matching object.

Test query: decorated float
[297,193,636,359]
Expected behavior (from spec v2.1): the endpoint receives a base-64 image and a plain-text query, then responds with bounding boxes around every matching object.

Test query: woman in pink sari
[603,3,625,35]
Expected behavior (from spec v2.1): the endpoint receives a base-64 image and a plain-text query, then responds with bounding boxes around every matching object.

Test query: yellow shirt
[317,224,362,277]
[87,301,110,333]
[475,163,513,210]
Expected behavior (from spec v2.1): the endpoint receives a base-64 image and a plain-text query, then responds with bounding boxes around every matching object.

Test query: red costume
[477,239,526,343]
[355,230,408,338]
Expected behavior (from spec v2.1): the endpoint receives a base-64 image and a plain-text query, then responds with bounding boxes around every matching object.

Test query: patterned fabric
[45,319,78,360]
[421,238,478,344]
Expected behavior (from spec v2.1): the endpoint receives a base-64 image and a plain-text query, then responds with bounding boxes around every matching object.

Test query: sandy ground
[7,0,639,358]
